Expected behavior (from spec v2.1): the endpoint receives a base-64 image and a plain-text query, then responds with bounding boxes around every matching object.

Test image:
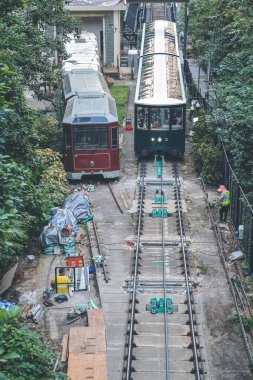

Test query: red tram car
[63,69,120,179]
[62,32,120,179]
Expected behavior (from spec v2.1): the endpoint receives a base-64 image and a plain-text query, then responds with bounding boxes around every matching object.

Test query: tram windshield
[74,126,108,150]
[136,106,183,130]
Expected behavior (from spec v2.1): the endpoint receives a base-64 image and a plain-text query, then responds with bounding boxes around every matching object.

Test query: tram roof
[63,69,109,99]
[63,92,118,124]
[64,31,100,72]
[135,20,186,106]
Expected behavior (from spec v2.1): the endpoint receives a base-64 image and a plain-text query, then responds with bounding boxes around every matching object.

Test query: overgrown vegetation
[192,108,222,184]
[0,1,79,269]
[0,2,79,376]
[188,0,253,190]
[0,306,66,380]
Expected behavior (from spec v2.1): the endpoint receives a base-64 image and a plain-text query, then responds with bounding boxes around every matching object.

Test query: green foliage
[0,306,20,325]
[0,310,63,380]
[189,0,253,190]
[0,0,80,160]
[33,115,63,151]
[241,316,253,332]
[0,154,30,267]
[1,84,63,160]
[24,149,68,230]
[192,109,222,184]
[0,150,68,267]
[0,0,80,97]
[0,64,14,111]
[109,86,129,126]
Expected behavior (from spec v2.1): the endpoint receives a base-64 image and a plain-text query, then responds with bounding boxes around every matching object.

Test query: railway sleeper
[127,318,138,324]
[189,355,203,362]
[184,298,195,304]
[186,319,197,325]
[125,342,137,348]
[187,342,201,350]
[123,355,137,361]
[184,309,196,314]
[126,330,138,335]
[129,299,139,304]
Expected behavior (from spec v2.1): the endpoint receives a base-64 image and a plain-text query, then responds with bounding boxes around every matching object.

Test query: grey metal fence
[220,138,253,273]
[184,60,213,112]
[184,59,253,274]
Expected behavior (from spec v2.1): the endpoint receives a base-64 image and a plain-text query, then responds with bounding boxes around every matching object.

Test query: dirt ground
[6,222,101,355]
[180,154,251,379]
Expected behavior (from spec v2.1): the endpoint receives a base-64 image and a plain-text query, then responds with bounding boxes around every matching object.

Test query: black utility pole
[183,0,189,65]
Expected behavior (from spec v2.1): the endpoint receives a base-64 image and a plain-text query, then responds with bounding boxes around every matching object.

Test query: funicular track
[123,158,204,380]
[145,2,173,22]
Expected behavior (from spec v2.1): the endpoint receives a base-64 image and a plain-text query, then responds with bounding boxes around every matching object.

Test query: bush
[0,310,66,380]
[193,110,222,184]
[25,149,68,229]
[0,149,69,267]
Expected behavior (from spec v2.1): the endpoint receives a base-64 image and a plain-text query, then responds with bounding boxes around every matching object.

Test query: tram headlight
[151,137,155,142]
[157,137,162,142]
[89,160,95,167]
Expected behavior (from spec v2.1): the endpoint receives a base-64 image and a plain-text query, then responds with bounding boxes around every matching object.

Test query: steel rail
[159,158,170,380]
[173,165,202,379]
[108,182,124,214]
[90,217,109,283]
[125,162,146,379]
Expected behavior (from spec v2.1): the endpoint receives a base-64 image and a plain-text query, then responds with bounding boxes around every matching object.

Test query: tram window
[171,108,183,130]
[137,107,148,129]
[74,126,108,150]
[64,129,71,150]
[151,107,170,130]
[111,127,118,149]
[150,108,161,129]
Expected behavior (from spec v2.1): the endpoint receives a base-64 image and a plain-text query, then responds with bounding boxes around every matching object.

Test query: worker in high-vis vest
[51,268,71,293]
[217,185,230,222]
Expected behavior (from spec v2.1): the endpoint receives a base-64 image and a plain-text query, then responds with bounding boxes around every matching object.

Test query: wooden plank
[68,352,107,380]
[61,334,69,363]
[87,309,105,327]
[69,326,106,354]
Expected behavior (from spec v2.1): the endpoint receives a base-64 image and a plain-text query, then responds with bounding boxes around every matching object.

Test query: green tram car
[134,20,186,157]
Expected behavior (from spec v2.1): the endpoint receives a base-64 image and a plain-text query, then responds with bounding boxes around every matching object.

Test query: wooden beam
[61,334,69,363]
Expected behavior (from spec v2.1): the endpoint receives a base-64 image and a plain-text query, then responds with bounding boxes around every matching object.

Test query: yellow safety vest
[221,191,230,206]
[51,275,71,293]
